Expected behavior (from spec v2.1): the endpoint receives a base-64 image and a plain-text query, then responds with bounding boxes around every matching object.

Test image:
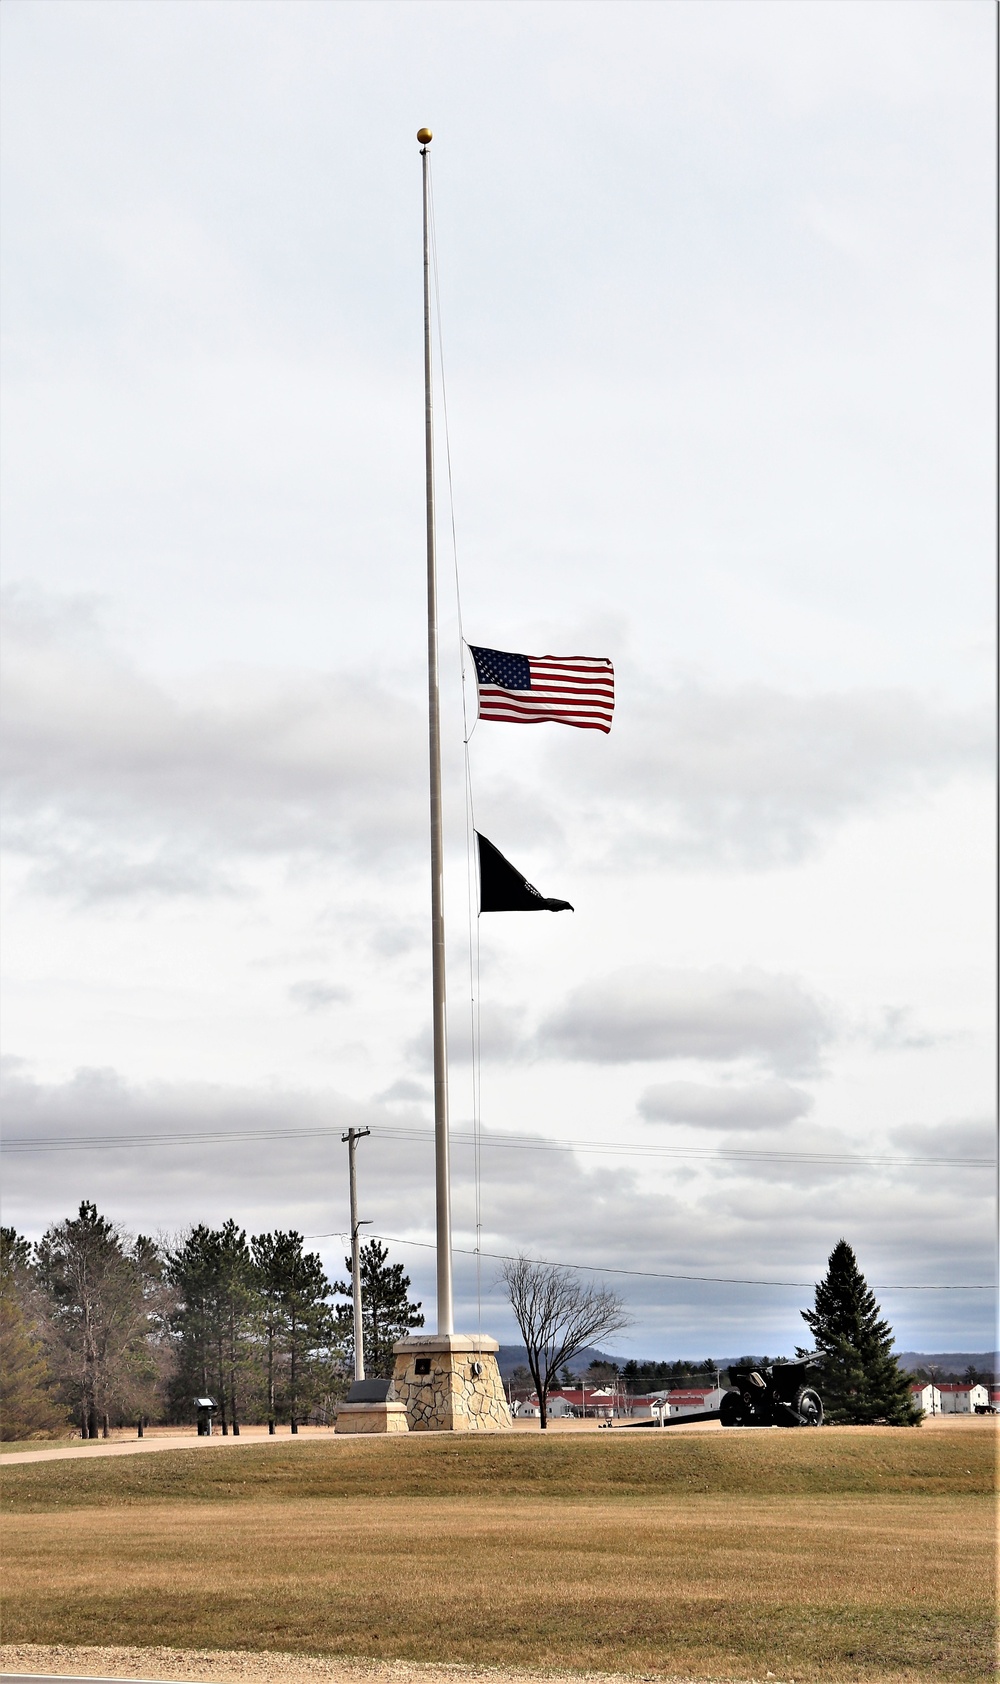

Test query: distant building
[937,1383,989,1414]
[665,1386,726,1418]
[909,1382,942,1416]
[629,1387,724,1421]
[545,1388,619,1419]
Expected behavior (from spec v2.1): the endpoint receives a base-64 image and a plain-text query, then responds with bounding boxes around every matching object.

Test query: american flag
[468,644,615,733]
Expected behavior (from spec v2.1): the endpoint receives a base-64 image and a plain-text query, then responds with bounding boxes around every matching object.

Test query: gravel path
[0,1648,785,1684]
[0,1431,336,1467]
[0,1420,732,1467]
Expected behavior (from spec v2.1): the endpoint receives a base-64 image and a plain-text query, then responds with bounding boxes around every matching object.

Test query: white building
[666,1386,726,1418]
[909,1382,942,1416]
[937,1383,989,1414]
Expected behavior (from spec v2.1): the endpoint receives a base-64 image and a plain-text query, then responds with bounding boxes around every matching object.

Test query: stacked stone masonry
[391,1335,512,1432]
[334,1401,409,1435]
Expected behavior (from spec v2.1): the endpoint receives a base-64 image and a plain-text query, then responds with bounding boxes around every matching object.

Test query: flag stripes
[469,646,615,732]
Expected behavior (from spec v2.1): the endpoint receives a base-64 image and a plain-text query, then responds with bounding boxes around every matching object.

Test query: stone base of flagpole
[391,1334,512,1431]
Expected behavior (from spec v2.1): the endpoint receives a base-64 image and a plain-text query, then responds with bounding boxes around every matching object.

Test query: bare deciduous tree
[501,1255,630,1429]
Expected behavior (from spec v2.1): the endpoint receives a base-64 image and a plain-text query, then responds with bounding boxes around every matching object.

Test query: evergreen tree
[800,1240,921,1425]
[332,1240,424,1376]
[1,1228,69,1440]
[35,1203,172,1436]
[166,1222,257,1433]
[250,1231,285,1432]
[584,1361,619,1387]
[165,1225,221,1419]
[252,1231,336,1430]
[216,1222,256,1434]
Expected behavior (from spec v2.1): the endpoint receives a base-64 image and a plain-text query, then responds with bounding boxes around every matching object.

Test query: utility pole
[342,1127,371,1381]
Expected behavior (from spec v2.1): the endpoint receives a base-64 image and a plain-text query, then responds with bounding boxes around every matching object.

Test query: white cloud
[549,677,992,868]
[0,4,992,1359]
[6,592,988,908]
[638,1079,813,1130]
[287,980,352,1012]
[537,966,833,1075]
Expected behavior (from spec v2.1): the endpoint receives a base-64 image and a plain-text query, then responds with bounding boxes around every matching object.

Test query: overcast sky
[2,0,995,1360]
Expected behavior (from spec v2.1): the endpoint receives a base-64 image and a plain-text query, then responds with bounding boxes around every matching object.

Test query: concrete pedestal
[334,1400,409,1434]
[392,1334,512,1432]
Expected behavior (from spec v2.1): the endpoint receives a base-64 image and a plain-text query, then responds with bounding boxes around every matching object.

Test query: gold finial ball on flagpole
[417,128,433,145]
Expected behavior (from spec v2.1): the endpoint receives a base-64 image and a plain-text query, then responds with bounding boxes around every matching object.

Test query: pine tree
[332,1240,424,1377]
[252,1231,335,1430]
[165,1225,222,1421]
[0,1228,69,1440]
[35,1203,173,1436]
[800,1240,921,1425]
[167,1222,257,1433]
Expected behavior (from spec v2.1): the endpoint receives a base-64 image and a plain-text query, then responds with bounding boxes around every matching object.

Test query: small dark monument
[194,1396,217,1436]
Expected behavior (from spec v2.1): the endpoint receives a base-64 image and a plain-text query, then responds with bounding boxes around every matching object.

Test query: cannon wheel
[719,1390,745,1427]
[794,1385,823,1426]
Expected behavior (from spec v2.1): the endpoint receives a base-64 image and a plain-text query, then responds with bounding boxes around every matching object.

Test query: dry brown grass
[1,1424,994,1682]
[3,1493,994,1680]
[1,1419,993,1507]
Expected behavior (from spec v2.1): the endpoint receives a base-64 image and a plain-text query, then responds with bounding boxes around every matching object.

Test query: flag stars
[469,646,532,690]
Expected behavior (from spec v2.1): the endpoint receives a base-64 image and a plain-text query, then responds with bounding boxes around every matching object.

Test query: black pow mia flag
[476,833,573,913]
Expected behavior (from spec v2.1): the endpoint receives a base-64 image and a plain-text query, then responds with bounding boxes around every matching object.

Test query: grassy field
[2,1423,995,1682]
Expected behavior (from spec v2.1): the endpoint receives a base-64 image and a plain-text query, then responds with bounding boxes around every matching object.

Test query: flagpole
[419,128,454,1337]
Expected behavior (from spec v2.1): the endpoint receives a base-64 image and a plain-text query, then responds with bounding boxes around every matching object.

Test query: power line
[309,1230,992,1292]
[1,1120,990,1171]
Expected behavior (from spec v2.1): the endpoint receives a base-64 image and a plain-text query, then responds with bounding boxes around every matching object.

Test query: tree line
[2,1213,946,1439]
[503,1240,927,1427]
[0,1204,423,1440]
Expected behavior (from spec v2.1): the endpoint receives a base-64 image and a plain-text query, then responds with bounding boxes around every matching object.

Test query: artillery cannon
[719,1356,823,1427]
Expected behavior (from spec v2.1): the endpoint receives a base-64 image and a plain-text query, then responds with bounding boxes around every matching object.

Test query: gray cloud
[537,966,833,1075]
[0,1061,409,1242]
[865,1005,944,1052]
[287,980,352,1012]
[887,1116,995,1163]
[638,1078,813,1130]
[408,1003,528,1071]
[550,678,992,868]
[1,1062,992,1354]
[375,1078,430,1105]
[1,591,425,897]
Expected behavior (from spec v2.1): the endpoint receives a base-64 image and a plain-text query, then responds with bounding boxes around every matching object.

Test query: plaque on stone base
[334,1375,410,1434]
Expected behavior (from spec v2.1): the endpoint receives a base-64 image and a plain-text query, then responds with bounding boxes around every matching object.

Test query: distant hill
[496,1344,620,1378]
[894,1351,997,1376]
